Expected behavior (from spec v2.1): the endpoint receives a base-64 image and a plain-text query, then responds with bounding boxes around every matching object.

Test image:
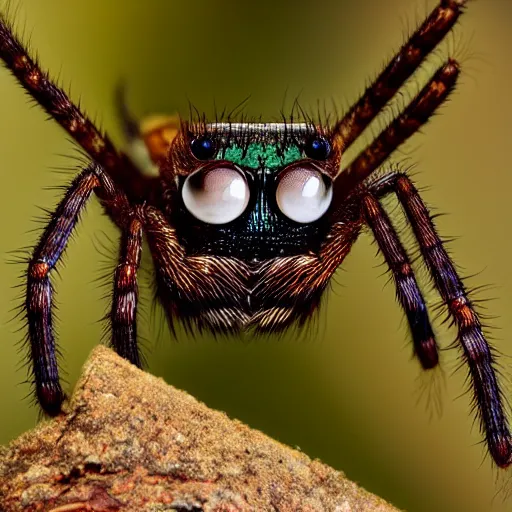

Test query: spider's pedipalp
[362,193,439,370]
[334,0,467,151]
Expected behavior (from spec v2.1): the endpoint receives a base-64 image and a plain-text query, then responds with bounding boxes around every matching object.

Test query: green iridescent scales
[219,143,302,170]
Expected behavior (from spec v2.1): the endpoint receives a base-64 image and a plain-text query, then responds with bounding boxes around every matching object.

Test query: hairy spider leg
[334,0,467,151]
[26,163,139,415]
[370,172,512,468]
[333,60,459,202]
[0,15,154,201]
[362,194,438,369]
[111,217,143,367]
[26,165,99,414]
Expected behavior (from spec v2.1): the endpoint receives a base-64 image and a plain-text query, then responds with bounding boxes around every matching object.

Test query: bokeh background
[0,0,511,510]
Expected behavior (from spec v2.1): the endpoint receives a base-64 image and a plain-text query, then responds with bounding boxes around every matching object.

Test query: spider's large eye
[182,167,250,224]
[190,135,217,160]
[276,166,332,223]
[304,136,331,160]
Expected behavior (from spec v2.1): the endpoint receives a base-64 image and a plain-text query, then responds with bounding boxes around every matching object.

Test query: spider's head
[162,122,342,261]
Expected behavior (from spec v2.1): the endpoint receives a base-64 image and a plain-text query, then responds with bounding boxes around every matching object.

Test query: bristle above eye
[185,97,335,157]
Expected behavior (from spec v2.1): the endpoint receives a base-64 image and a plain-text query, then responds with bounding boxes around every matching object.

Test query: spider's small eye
[276,166,332,223]
[182,166,250,224]
[304,136,331,160]
[190,135,217,160]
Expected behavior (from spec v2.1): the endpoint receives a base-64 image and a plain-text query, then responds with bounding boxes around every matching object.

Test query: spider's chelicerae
[1,1,510,468]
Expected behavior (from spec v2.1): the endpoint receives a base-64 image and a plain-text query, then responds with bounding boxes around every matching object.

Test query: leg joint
[28,260,50,280]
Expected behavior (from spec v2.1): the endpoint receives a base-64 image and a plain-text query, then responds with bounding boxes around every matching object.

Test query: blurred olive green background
[0,0,511,510]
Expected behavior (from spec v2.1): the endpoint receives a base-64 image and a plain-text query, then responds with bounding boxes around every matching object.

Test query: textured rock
[0,346,400,511]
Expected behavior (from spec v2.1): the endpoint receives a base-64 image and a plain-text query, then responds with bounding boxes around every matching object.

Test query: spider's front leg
[26,163,140,415]
[0,14,159,202]
[334,0,467,151]
[369,172,512,468]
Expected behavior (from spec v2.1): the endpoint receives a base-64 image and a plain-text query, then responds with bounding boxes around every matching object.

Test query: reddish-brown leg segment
[333,60,459,203]
[334,0,467,151]
[370,172,512,468]
[26,163,140,415]
[0,14,155,201]
[111,217,143,367]
[26,165,101,414]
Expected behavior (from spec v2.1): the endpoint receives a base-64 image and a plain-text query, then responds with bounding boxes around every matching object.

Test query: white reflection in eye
[276,167,332,223]
[302,176,321,198]
[228,179,247,201]
[182,167,250,224]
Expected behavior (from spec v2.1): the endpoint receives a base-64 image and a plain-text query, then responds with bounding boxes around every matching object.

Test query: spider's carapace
[1,0,511,470]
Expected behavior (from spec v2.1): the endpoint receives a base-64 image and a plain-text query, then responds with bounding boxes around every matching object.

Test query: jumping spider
[1,0,510,469]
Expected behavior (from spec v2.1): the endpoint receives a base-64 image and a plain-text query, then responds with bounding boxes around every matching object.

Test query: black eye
[190,135,217,160]
[304,136,331,160]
